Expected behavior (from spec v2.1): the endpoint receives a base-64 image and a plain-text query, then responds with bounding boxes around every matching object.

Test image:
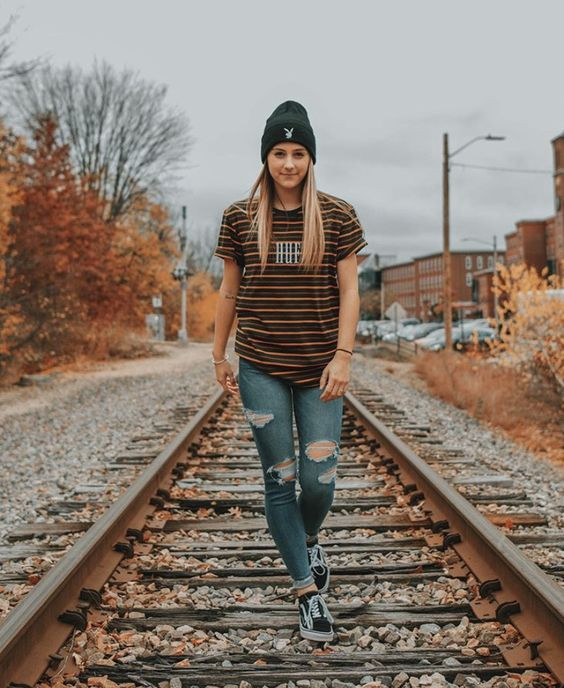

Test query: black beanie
[261,100,316,164]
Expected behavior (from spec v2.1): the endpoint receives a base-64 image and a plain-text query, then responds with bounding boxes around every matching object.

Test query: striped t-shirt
[214,192,368,387]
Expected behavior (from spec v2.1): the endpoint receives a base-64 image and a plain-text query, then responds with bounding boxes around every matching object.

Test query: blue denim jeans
[237,356,344,589]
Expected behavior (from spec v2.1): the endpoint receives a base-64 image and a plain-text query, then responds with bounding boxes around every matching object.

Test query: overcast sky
[2,0,562,263]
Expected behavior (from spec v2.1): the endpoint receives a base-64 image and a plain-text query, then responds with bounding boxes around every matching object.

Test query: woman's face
[267,143,310,191]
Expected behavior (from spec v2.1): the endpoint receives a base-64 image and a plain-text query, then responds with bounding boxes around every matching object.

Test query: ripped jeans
[237,356,343,589]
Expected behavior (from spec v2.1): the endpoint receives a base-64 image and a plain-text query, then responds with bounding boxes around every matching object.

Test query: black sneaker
[298,591,334,641]
[307,543,330,593]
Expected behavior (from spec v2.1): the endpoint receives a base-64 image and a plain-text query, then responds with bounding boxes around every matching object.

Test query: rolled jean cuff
[292,574,315,590]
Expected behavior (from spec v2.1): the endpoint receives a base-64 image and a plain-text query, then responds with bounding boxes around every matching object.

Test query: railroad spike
[79,587,102,607]
[431,519,450,533]
[441,532,462,550]
[157,488,171,500]
[149,496,165,508]
[404,483,417,493]
[408,491,425,505]
[58,609,87,631]
[126,527,144,542]
[47,653,63,668]
[495,600,521,623]
[479,578,502,598]
[113,540,135,558]
[527,639,543,660]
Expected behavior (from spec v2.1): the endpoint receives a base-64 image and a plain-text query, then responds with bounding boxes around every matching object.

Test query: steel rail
[0,387,226,688]
[345,391,564,683]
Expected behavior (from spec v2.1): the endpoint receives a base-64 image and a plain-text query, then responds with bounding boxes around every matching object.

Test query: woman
[212,100,367,641]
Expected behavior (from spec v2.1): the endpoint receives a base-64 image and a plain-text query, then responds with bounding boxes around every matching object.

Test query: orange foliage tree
[0,123,26,366]
[3,116,123,375]
[1,116,185,380]
[492,263,564,393]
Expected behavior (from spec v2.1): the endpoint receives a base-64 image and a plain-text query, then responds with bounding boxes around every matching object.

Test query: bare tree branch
[0,15,41,84]
[7,58,193,221]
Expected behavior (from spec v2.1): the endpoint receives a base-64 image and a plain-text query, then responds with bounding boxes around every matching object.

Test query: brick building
[502,132,564,277]
[382,250,502,320]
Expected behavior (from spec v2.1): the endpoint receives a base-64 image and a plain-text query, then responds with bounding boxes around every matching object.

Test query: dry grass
[413,351,564,466]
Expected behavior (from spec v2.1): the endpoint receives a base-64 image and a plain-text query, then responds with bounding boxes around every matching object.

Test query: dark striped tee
[214,192,368,387]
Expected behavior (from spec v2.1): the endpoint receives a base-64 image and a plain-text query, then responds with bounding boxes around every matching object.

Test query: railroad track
[0,380,563,688]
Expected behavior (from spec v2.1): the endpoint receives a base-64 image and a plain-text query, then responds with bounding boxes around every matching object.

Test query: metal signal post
[172,205,189,344]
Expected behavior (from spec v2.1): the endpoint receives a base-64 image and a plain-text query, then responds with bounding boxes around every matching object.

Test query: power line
[451,162,552,175]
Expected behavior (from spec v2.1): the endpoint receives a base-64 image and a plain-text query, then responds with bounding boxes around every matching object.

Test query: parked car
[415,327,446,349]
[404,322,443,341]
[427,326,498,351]
[457,327,499,351]
[375,317,420,340]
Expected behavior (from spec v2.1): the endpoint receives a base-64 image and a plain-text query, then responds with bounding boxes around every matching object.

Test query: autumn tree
[2,115,125,374]
[492,263,564,393]
[8,59,192,221]
[0,121,25,365]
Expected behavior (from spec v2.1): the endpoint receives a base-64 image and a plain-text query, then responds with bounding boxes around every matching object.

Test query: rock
[357,634,372,648]
[392,673,409,688]
[419,623,441,634]
[170,679,182,688]
[443,657,462,666]
[385,630,401,644]
[360,677,375,685]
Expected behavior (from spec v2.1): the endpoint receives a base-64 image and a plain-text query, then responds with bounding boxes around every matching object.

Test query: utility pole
[442,133,506,351]
[442,133,453,350]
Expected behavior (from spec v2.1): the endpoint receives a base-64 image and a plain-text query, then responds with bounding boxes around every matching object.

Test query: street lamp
[462,235,500,330]
[442,133,505,350]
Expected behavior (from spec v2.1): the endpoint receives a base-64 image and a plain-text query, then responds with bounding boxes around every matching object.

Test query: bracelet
[212,353,230,365]
[336,348,353,356]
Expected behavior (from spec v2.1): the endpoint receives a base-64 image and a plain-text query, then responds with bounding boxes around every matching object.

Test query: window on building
[477,256,483,270]
[487,256,493,268]
[465,256,472,269]
[465,272,472,287]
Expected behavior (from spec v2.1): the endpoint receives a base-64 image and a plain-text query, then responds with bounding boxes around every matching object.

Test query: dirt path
[0,341,214,423]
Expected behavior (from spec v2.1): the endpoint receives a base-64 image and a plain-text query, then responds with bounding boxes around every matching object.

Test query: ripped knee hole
[305,439,339,462]
[267,457,296,485]
[244,408,274,428]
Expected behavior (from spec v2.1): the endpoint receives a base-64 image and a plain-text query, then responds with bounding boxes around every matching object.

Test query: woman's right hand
[215,361,239,395]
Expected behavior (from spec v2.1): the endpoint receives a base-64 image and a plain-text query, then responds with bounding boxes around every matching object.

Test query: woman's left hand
[319,353,351,401]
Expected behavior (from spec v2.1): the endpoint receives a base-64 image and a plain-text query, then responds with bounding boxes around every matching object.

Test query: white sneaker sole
[299,626,334,641]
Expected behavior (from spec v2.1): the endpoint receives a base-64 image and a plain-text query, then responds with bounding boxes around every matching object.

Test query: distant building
[357,253,397,292]
[472,130,564,316]
[381,250,503,320]
[501,132,564,278]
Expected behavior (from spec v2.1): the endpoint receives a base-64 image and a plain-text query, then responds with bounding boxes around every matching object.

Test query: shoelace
[303,593,327,620]
[308,544,327,572]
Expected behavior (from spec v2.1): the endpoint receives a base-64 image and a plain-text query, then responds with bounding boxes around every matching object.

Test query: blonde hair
[239,157,325,273]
